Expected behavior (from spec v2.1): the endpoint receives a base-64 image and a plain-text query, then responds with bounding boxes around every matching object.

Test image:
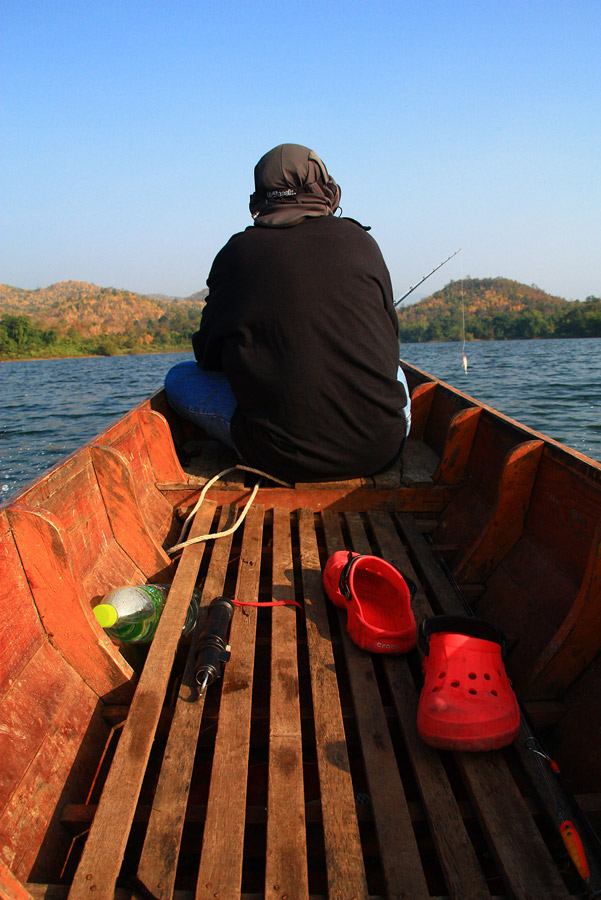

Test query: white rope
[168,464,292,555]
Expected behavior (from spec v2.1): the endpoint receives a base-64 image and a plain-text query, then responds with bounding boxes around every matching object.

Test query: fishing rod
[394,248,462,309]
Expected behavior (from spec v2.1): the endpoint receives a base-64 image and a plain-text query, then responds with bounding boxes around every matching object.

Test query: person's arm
[192,299,222,370]
[191,246,231,371]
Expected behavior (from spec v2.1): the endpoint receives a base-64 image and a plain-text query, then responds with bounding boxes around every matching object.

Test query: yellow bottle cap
[93,604,118,628]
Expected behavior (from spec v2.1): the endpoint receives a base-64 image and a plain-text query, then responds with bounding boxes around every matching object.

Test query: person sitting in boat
[165,143,410,484]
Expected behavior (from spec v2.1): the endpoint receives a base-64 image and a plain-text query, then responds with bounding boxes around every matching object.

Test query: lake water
[2,339,601,500]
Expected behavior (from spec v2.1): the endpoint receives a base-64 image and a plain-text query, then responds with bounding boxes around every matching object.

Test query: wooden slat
[68,501,217,900]
[135,506,237,900]
[364,511,491,900]
[265,509,309,899]
[321,510,430,899]
[458,751,574,900]
[399,439,439,485]
[395,512,572,900]
[59,788,601,827]
[297,508,369,899]
[195,504,265,900]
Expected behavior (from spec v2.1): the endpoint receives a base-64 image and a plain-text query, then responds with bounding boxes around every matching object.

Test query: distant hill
[0,281,208,359]
[0,281,208,336]
[397,277,601,342]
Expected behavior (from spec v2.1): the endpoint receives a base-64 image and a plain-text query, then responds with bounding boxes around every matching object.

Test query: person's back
[166,143,409,483]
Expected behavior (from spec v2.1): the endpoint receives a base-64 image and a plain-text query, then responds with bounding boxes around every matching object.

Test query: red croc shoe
[417,615,521,751]
[322,551,416,654]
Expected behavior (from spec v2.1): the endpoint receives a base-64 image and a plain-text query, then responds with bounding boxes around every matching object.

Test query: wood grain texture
[264,508,308,900]
[434,406,482,485]
[322,510,431,899]
[68,501,216,900]
[196,504,265,900]
[136,506,236,900]
[0,641,103,880]
[365,511,491,900]
[0,512,45,699]
[94,416,174,543]
[298,508,368,900]
[90,445,174,581]
[137,408,187,484]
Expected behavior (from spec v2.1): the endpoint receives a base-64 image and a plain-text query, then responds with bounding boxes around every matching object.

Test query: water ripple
[2,340,601,500]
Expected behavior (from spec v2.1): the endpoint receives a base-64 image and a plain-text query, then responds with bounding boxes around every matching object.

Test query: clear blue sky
[2,0,599,302]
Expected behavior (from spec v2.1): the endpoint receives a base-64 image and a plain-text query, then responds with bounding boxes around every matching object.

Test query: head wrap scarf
[249,143,341,227]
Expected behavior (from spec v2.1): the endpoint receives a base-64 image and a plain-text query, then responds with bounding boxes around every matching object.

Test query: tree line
[0,304,204,360]
[396,277,601,342]
[398,296,601,342]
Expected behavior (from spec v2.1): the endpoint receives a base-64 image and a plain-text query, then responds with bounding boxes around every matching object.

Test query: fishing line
[461,261,468,375]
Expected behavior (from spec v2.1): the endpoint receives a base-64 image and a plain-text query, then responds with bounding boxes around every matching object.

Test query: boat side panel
[7,505,134,700]
[524,451,601,582]
[475,542,576,687]
[552,656,601,791]
[453,439,543,584]
[433,415,527,559]
[90,446,174,582]
[0,640,108,881]
[522,518,601,698]
[477,450,601,691]
[424,384,476,458]
[137,409,187,484]
[0,513,45,701]
[407,382,435,440]
[14,450,147,603]
[93,413,175,544]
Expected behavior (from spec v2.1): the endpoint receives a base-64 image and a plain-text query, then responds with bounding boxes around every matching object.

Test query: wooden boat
[2,358,601,900]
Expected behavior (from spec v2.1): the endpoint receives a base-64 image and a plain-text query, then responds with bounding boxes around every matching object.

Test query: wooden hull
[1,360,600,898]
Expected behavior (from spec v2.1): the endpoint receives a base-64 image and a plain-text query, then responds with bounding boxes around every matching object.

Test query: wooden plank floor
[41,505,588,899]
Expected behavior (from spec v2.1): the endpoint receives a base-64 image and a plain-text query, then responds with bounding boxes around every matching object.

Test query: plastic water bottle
[93,584,200,643]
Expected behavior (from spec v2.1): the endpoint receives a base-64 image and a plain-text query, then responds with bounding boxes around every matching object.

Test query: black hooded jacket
[192,145,406,483]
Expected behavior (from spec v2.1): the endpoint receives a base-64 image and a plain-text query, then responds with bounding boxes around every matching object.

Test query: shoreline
[1,347,192,363]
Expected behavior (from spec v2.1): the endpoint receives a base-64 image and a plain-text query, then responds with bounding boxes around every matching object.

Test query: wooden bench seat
[37,505,589,899]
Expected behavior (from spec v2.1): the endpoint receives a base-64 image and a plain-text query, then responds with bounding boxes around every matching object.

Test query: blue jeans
[164,360,412,449]
[164,361,238,450]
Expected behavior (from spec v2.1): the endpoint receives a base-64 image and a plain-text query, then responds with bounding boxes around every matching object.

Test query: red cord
[229,598,305,618]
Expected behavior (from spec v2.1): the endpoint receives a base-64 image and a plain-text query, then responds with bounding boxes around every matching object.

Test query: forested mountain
[0,281,207,358]
[397,277,601,342]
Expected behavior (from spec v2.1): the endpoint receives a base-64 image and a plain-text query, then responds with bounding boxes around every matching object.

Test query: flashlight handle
[194,597,234,691]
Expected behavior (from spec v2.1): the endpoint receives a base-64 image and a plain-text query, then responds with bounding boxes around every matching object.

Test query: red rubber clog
[323,551,416,654]
[417,615,521,751]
